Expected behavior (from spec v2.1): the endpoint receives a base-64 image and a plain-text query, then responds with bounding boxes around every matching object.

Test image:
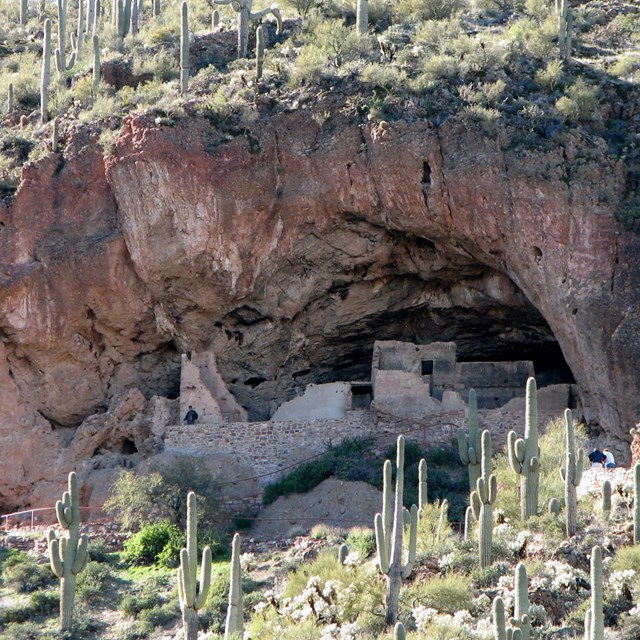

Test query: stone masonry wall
[165,407,564,514]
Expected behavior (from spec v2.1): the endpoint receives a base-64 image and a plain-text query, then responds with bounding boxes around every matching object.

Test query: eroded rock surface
[0,101,638,509]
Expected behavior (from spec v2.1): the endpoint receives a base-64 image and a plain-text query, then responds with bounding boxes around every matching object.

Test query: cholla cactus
[374,435,417,625]
[560,408,584,536]
[225,533,243,639]
[470,429,496,568]
[178,492,213,640]
[507,378,540,521]
[458,388,482,493]
[47,472,89,631]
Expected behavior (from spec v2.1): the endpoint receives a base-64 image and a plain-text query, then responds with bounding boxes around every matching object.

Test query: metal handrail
[0,506,105,532]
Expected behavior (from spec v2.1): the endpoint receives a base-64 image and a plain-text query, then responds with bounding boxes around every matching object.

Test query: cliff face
[0,103,638,508]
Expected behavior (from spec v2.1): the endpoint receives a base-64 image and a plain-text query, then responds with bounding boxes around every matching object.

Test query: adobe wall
[271,382,352,421]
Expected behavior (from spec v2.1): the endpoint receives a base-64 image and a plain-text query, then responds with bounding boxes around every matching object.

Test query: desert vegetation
[1,378,640,639]
[1,0,640,228]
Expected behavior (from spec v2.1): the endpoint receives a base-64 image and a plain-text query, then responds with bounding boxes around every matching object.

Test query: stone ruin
[174,340,579,426]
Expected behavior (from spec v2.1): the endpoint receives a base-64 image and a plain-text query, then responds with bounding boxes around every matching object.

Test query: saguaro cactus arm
[458,389,481,492]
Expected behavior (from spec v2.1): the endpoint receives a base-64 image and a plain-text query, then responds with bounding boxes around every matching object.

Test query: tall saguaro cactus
[20,0,28,24]
[558,0,573,61]
[55,0,77,82]
[470,429,497,569]
[601,480,611,520]
[507,377,540,521]
[458,388,482,493]
[560,408,584,537]
[356,0,368,35]
[255,24,264,81]
[180,1,189,94]
[586,546,604,640]
[41,19,52,124]
[225,533,243,639]
[374,435,417,626]
[212,0,281,58]
[178,492,213,640]
[47,472,89,631]
[634,463,640,544]
[418,458,428,517]
[510,563,532,640]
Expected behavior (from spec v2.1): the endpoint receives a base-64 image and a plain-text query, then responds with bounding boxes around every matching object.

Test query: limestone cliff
[0,99,638,509]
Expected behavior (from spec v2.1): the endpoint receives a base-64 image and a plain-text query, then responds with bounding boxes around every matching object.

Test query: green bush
[138,602,181,629]
[87,538,115,563]
[122,591,165,618]
[2,554,53,593]
[29,590,59,616]
[124,522,184,566]
[345,526,376,559]
[407,573,473,613]
[555,79,601,122]
[394,0,464,22]
[0,602,34,624]
[77,561,114,603]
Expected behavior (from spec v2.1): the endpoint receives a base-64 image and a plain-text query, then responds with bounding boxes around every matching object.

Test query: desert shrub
[138,601,181,629]
[122,590,165,618]
[613,546,640,574]
[2,621,49,640]
[0,602,34,624]
[360,63,408,92]
[470,560,511,588]
[87,538,115,563]
[309,524,345,541]
[124,521,184,566]
[345,526,376,559]
[104,471,167,531]
[507,15,557,58]
[535,59,564,90]
[77,561,114,604]
[29,590,59,616]
[281,0,324,18]
[408,573,473,613]
[608,55,640,81]
[416,500,455,557]
[263,437,379,504]
[555,78,601,122]
[106,456,221,531]
[394,0,464,23]
[2,553,53,593]
[114,621,150,640]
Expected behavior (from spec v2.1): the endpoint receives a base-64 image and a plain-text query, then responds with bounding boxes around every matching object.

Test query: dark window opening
[351,384,373,410]
[245,376,266,388]
[421,360,434,376]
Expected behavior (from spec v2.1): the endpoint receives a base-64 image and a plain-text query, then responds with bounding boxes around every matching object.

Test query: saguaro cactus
[470,429,497,569]
[212,8,219,28]
[20,0,28,24]
[418,458,427,516]
[560,408,584,537]
[548,498,560,516]
[225,533,243,639]
[586,546,604,640]
[213,0,281,58]
[558,0,572,61]
[601,480,611,520]
[634,463,640,544]
[47,472,89,631]
[41,19,52,124]
[8,82,14,114]
[458,388,482,493]
[356,0,368,35]
[510,563,532,640]
[255,25,264,81]
[55,0,77,81]
[76,0,84,57]
[180,1,189,94]
[374,435,417,626]
[394,622,406,640]
[507,377,540,521]
[463,505,473,541]
[178,492,213,640]
[92,34,101,94]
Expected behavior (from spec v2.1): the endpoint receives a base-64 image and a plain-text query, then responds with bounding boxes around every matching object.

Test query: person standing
[603,448,616,469]
[184,405,199,425]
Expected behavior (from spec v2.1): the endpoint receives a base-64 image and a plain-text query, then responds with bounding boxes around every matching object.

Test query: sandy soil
[249,477,382,540]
